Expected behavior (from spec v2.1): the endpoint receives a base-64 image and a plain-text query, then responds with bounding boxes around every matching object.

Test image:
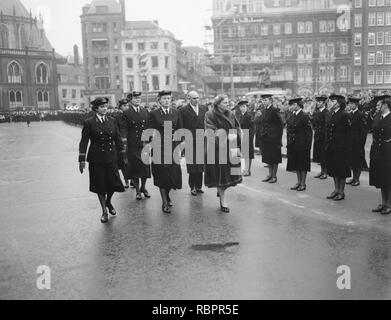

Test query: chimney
[73,44,79,66]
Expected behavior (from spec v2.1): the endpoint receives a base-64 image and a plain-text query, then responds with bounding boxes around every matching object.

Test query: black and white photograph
[1,0,391,307]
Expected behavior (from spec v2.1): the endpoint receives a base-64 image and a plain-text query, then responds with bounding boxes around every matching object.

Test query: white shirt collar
[295,109,302,116]
[161,107,170,114]
[334,108,340,114]
[382,111,390,119]
[319,107,325,112]
[352,108,358,114]
[96,113,105,123]
[133,105,140,111]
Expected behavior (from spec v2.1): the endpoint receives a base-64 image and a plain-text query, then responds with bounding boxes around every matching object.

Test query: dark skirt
[325,151,351,178]
[127,152,151,179]
[313,139,326,163]
[348,148,368,170]
[262,140,282,165]
[248,134,255,160]
[287,148,311,172]
[370,157,391,189]
[152,163,182,190]
[205,163,242,189]
[89,163,125,194]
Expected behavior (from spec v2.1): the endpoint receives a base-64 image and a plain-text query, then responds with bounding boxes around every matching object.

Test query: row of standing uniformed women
[254,93,391,215]
[79,91,243,223]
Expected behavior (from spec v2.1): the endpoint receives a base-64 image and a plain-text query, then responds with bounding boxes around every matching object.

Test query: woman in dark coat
[115,98,131,189]
[370,95,391,215]
[324,95,351,201]
[119,92,151,200]
[286,98,313,191]
[236,99,255,176]
[149,91,182,213]
[205,95,243,213]
[79,97,126,223]
[346,97,368,187]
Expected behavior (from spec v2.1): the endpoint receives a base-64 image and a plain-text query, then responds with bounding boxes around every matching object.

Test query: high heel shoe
[167,196,173,207]
[162,205,171,214]
[269,177,277,184]
[262,176,272,182]
[220,199,230,213]
[140,189,151,198]
[333,194,345,201]
[106,203,117,216]
[100,212,109,223]
[290,183,300,190]
[327,191,338,199]
[136,193,142,201]
[297,185,307,192]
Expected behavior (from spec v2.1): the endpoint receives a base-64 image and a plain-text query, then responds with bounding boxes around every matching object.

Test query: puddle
[191,242,240,251]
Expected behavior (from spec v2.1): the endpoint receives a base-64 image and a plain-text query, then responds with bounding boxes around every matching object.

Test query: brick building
[351,0,391,93]
[206,0,352,97]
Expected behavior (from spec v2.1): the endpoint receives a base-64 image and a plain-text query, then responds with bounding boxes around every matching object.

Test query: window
[298,22,305,33]
[152,75,160,91]
[327,20,335,32]
[354,33,362,46]
[386,32,391,45]
[9,90,23,109]
[378,32,385,45]
[369,33,376,46]
[164,43,169,50]
[376,70,384,83]
[127,58,133,69]
[138,42,145,51]
[305,44,313,58]
[386,50,391,64]
[386,12,391,25]
[368,71,375,84]
[319,43,327,58]
[340,66,348,79]
[305,21,313,33]
[126,75,134,91]
[164,56,169,69]
[319,21,327,32]
[327,43,335,58]
[385,70,391,84]
[297,44,305,59]
[62,89,67,98]
[354,14,362,27]
[0,24,9,48]
[285,44,292,56]
[125,43,133,51]
[368,52,376,65]
[151,56,159,68]
[36,63,48,84]
[37,91,49,109]
[72,90,76,99]
[261,24,268,35]
[340,43,348,55]
[369,13,376,26]
[95,76,110,89]
[378,12,385,26]
[354,71,361,85]
[377,51,384,64]
[274,44,281,57]
[355,0,362,8]
[354,52,361,65]
[94,57,108,69]
[273,24,280,35]
[151,42,158,50]
[166,75,170,86]
[7,61,22,83]
[285,23,292,34]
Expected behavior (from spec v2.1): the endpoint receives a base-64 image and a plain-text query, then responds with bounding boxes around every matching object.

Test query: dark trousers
[189,173,203,190]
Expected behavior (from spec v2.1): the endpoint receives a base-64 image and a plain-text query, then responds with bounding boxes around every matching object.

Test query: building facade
[351,0,391,93]
[81,0,125,107]
[57,45,86,110]
[207,0,352,97]
[121,20,178,101]
[0,0,59,112]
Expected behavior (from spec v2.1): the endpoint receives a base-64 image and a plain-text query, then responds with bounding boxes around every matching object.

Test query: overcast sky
[22,0,213,57]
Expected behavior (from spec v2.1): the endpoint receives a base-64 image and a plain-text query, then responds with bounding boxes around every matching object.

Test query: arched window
[20,25,28,49]
[36,63,49,84]
[37,91,50,109]
[9,90,23,109]
[0,24,9,48]
[7,61,22,83]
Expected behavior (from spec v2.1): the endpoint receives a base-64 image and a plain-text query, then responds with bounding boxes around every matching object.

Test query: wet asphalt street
[1,121,391,300]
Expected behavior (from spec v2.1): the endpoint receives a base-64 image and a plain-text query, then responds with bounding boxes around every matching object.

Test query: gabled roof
[87,0,122,14]
[0,0,30,17]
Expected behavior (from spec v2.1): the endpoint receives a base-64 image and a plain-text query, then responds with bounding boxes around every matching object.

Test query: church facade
[0,0,59,112]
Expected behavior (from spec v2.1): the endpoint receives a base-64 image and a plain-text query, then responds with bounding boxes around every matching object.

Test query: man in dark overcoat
[312,96,328,179]
[179,91,208,196]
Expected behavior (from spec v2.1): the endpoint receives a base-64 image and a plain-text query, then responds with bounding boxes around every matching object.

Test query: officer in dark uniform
[286,98,313,191]
[79,97,126,223]
[115,98,131,189]
[260,94,284,183]
[179,91,207,195]
[346,96,368,187]
[119,92,151,200]
[312,96,328,179]
[149,91,183,213]
[370,95,391,215]
[325,94,351,201]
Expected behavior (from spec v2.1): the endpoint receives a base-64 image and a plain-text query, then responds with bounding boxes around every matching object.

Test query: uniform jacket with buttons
[260,105,283,146]
[312,108,328,142]
[324,109,351,153]
[370,113,391,160]
[78,115,124,164]
[119,106,149,154]
[349,110,368,150]
[287,111,313,151]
